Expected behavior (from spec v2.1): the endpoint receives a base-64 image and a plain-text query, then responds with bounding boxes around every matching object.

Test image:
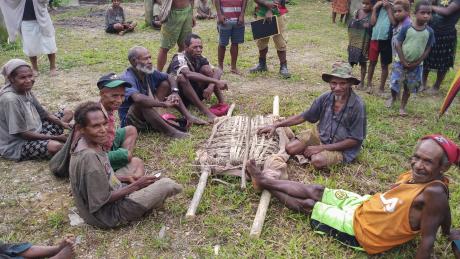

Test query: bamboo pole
[250,96,279,238]
[185,103,235,218]
[185,166,210,218]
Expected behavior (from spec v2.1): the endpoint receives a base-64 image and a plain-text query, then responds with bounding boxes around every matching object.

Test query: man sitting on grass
[258,61,366,169]
[119,46,207,138]
[167,33,229,123]
[247,134,459,257]
[69,101,183,229]
[105,0,137,36]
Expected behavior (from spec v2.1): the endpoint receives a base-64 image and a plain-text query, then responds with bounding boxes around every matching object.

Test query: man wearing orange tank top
[247,134,460,257]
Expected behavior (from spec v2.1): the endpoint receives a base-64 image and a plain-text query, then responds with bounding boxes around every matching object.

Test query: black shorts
[368,39,392,65]
[106,24,117,34]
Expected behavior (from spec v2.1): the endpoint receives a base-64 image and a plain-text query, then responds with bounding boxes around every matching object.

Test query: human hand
[61,121,73,129]
[133,175,157,189]
[265,11,274,20]
[303,145,325,157]
[217,14,225,24]
[203,85,214,100]
[382,0,390,8]
[265,1,276,9]
[374,1,383,9]
[237,14,245,26]
[257,125,277,137]
[215,80,228,90]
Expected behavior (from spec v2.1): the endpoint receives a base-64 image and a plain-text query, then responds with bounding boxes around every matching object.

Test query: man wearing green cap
[258,61,367,169]
[96,73,144,182]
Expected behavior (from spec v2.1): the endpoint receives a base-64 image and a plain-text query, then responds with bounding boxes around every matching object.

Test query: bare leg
[29,56,39,76]
[247,159,324,200]
[218,45,226,71]
[48,53,57,76]
[385,89,398,108]
[332,12,337,23]
[340,14,345,23]
[211,68,225,103]
[47,141,64,155]
[132,104,188,138]
[62,108,74,123]
[157,48,169,71]
[359,62,366,89]
[270,190,316,214]
[421,68,429,91]
[379,63,389,93]
[432,70,447,92]
[367,61,376,91]
[122,125,138,155]
[175,76,216,122]
[20,236,76,259]
[399,87,410,116]
[285,139,307,155]
[128,157,145,180]
[230,44,240,74]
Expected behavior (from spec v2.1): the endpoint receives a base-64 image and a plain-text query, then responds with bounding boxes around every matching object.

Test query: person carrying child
[105,0,137,36]
[366,0,395,94]
[347,0,374,88]
[386,0,434,116]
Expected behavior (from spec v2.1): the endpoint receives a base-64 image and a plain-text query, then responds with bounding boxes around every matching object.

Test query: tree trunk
[145,0,153,26]
[0,9,7,44]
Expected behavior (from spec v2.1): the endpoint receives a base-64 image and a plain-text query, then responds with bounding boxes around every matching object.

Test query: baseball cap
[97,73,132,90]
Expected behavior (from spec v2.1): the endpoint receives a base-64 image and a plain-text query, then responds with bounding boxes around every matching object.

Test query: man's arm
[432,2,460,16]
[19,131,67,142]
[45,114,71,129]
[130,92,170,108]
[254,0,275,8]
[180,67,227,88]
[415,184,450,259]
[258,114,306,136]
[239,0,248,25]
[303,138,359,157]
[214,0,225,24]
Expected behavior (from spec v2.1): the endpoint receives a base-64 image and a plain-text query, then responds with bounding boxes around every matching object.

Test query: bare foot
[385,97,394,108]
[207,114,217,124]
[230,68,242,75]
[187,115,208,126]
[247,159,264,191]
[399,108,407,116]
[50,68,58,77]
[51,236,76,259]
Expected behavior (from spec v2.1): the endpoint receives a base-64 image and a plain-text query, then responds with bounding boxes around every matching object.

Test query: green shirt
[397,25,435,62]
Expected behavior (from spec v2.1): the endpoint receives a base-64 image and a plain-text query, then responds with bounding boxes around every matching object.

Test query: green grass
[1,0,460,257]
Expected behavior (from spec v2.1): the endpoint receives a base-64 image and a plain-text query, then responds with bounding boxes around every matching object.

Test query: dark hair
[9,65,32,78]
[369,0,377,6]
[394,0,410,11]
[74,101,103,127]
[184,33,201,47]
[415,0,431,12]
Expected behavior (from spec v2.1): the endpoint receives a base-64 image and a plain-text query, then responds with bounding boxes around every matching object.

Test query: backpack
[49,129,74,178]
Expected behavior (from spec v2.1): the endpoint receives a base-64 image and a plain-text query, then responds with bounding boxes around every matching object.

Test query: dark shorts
[217,21,245,47]
[0,242,33,257]
[106,24,118,34]
[368,39,392,65]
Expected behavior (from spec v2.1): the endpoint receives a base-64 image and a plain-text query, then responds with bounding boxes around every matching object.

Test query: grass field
[1,0,460,257]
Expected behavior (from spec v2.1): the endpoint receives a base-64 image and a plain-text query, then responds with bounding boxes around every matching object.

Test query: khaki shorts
[296,128,343,166]
[256,14,288,51]
[160,6,193,49]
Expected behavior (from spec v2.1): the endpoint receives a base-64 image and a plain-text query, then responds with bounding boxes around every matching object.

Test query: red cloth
[220,0,244,19]
[210,103,230,117]
[103,110,116,151]
[422,134,460,164]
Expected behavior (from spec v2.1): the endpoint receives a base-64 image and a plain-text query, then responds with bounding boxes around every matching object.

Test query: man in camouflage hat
[258,61,367,169]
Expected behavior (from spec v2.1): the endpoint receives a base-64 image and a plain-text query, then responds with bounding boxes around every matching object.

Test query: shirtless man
[248,134,459,257]
[156,0,195,71]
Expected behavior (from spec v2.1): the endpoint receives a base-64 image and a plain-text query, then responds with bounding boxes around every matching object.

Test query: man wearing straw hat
[258,61,366,169]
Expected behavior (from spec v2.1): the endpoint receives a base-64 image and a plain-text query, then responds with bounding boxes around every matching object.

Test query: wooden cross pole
[249,96,280,238]
[185,103,235,219]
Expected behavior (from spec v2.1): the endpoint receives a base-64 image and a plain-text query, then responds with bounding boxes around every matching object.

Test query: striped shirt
[219,0,244,21]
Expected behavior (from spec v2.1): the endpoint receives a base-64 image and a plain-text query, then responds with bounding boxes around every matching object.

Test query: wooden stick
[186,103,235,218]
[250,96,279,238]
[240,117,251,189]
[186,166,211,218]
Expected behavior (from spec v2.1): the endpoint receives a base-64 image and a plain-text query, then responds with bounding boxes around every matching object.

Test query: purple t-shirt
[392,16,412,57]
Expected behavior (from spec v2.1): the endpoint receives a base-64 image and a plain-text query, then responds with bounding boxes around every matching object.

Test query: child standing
[388,0,434,115]
[367,0,395,94]
[347,0,374,89]
[332,0,349,23]
[105,0,137,36]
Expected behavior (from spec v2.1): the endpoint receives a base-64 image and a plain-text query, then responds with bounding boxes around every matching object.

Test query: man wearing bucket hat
[95,73,144,182]
[259,61,366,169]
[247,134,459,255]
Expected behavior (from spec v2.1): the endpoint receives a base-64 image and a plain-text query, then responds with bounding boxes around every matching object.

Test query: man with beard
[119,46,207,138]
[167,33,228,123]
[247,134,459,256]
[258,61,366,169]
